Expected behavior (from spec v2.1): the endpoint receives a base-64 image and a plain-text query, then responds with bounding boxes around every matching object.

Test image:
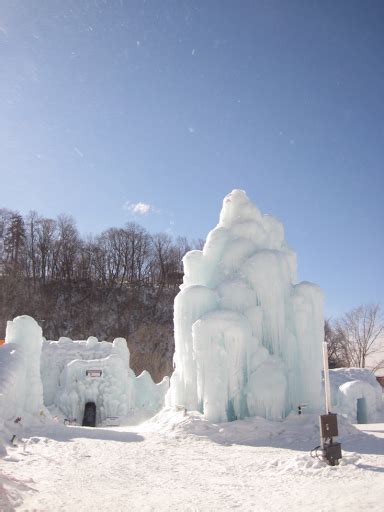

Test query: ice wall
[167,190,324,422]
[56,353,134,423]
[42,335,168,422]
[41,336,130,406]
[0,343,26,425]
[135,370,170,414]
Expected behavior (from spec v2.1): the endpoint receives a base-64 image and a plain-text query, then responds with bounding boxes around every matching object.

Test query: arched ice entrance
[338,380,376,424]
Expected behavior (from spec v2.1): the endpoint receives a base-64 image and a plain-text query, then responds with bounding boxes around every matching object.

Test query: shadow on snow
[23,424,144,444]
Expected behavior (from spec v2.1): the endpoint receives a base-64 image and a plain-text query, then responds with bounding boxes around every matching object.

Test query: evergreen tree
[4,213,26,266]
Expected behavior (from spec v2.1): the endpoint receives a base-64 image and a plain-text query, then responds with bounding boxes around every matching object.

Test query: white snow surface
[167,190,324,422]
[1,408,384,511]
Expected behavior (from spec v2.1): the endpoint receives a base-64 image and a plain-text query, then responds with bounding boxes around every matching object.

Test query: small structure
[42,335,168,426]
[56,353,133,426]
[0,316,169,433]
[329,368,383,424]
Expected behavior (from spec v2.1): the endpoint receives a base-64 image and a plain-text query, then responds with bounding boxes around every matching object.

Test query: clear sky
[0,0,383,317]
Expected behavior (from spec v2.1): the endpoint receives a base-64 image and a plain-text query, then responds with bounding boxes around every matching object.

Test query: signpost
[86,369,103,378]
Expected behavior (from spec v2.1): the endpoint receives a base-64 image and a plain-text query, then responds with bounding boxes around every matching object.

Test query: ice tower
[166,190,324,422]
[5,315,44,415]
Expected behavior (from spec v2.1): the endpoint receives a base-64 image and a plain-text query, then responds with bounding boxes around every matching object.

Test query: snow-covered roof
[329,368,380,390]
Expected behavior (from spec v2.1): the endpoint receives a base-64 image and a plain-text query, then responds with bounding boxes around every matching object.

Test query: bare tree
[36,217,57,282]
[56,215,79,282]
[25,211,40,282]
[0,205,200,380]
[334,304,384,368]
[324,319,348,368]
[0,208,14,274]
[192,238,205,251]
[151,233,173,285]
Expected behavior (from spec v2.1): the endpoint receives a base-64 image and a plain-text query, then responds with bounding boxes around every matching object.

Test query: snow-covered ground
[1,409,384,511]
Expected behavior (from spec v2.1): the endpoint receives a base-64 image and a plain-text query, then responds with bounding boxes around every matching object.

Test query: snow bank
[167,190,324,422]
[145,406,363,450]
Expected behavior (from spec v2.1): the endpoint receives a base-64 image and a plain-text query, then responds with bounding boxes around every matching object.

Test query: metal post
[322,342,331,414]
[318,342,342,465]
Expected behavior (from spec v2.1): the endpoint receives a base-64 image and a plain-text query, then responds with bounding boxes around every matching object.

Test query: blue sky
[0,0,383,317]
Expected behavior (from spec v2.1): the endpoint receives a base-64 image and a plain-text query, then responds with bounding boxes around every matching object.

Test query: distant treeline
[0,208,203,381]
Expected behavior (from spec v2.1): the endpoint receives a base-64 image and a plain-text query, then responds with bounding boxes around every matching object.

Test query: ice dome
[329,368,383,423]
[167,190,324,422]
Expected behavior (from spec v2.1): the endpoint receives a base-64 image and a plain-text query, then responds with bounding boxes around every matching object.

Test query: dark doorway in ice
[356,397,367,424]
[227,400,237,422]
[82,402,97,427]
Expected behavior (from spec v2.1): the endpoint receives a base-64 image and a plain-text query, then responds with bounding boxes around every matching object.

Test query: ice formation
[0,316,168,438]
[0,340,27,428]
[329,368,383,423]
[41,336,133,408]
[167,189,324,422]
[4,316,44,416]
[0,316,46,453]
[42,336,168,423]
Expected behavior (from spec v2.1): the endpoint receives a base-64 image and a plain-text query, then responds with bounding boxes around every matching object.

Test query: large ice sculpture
[167,190,324,422]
